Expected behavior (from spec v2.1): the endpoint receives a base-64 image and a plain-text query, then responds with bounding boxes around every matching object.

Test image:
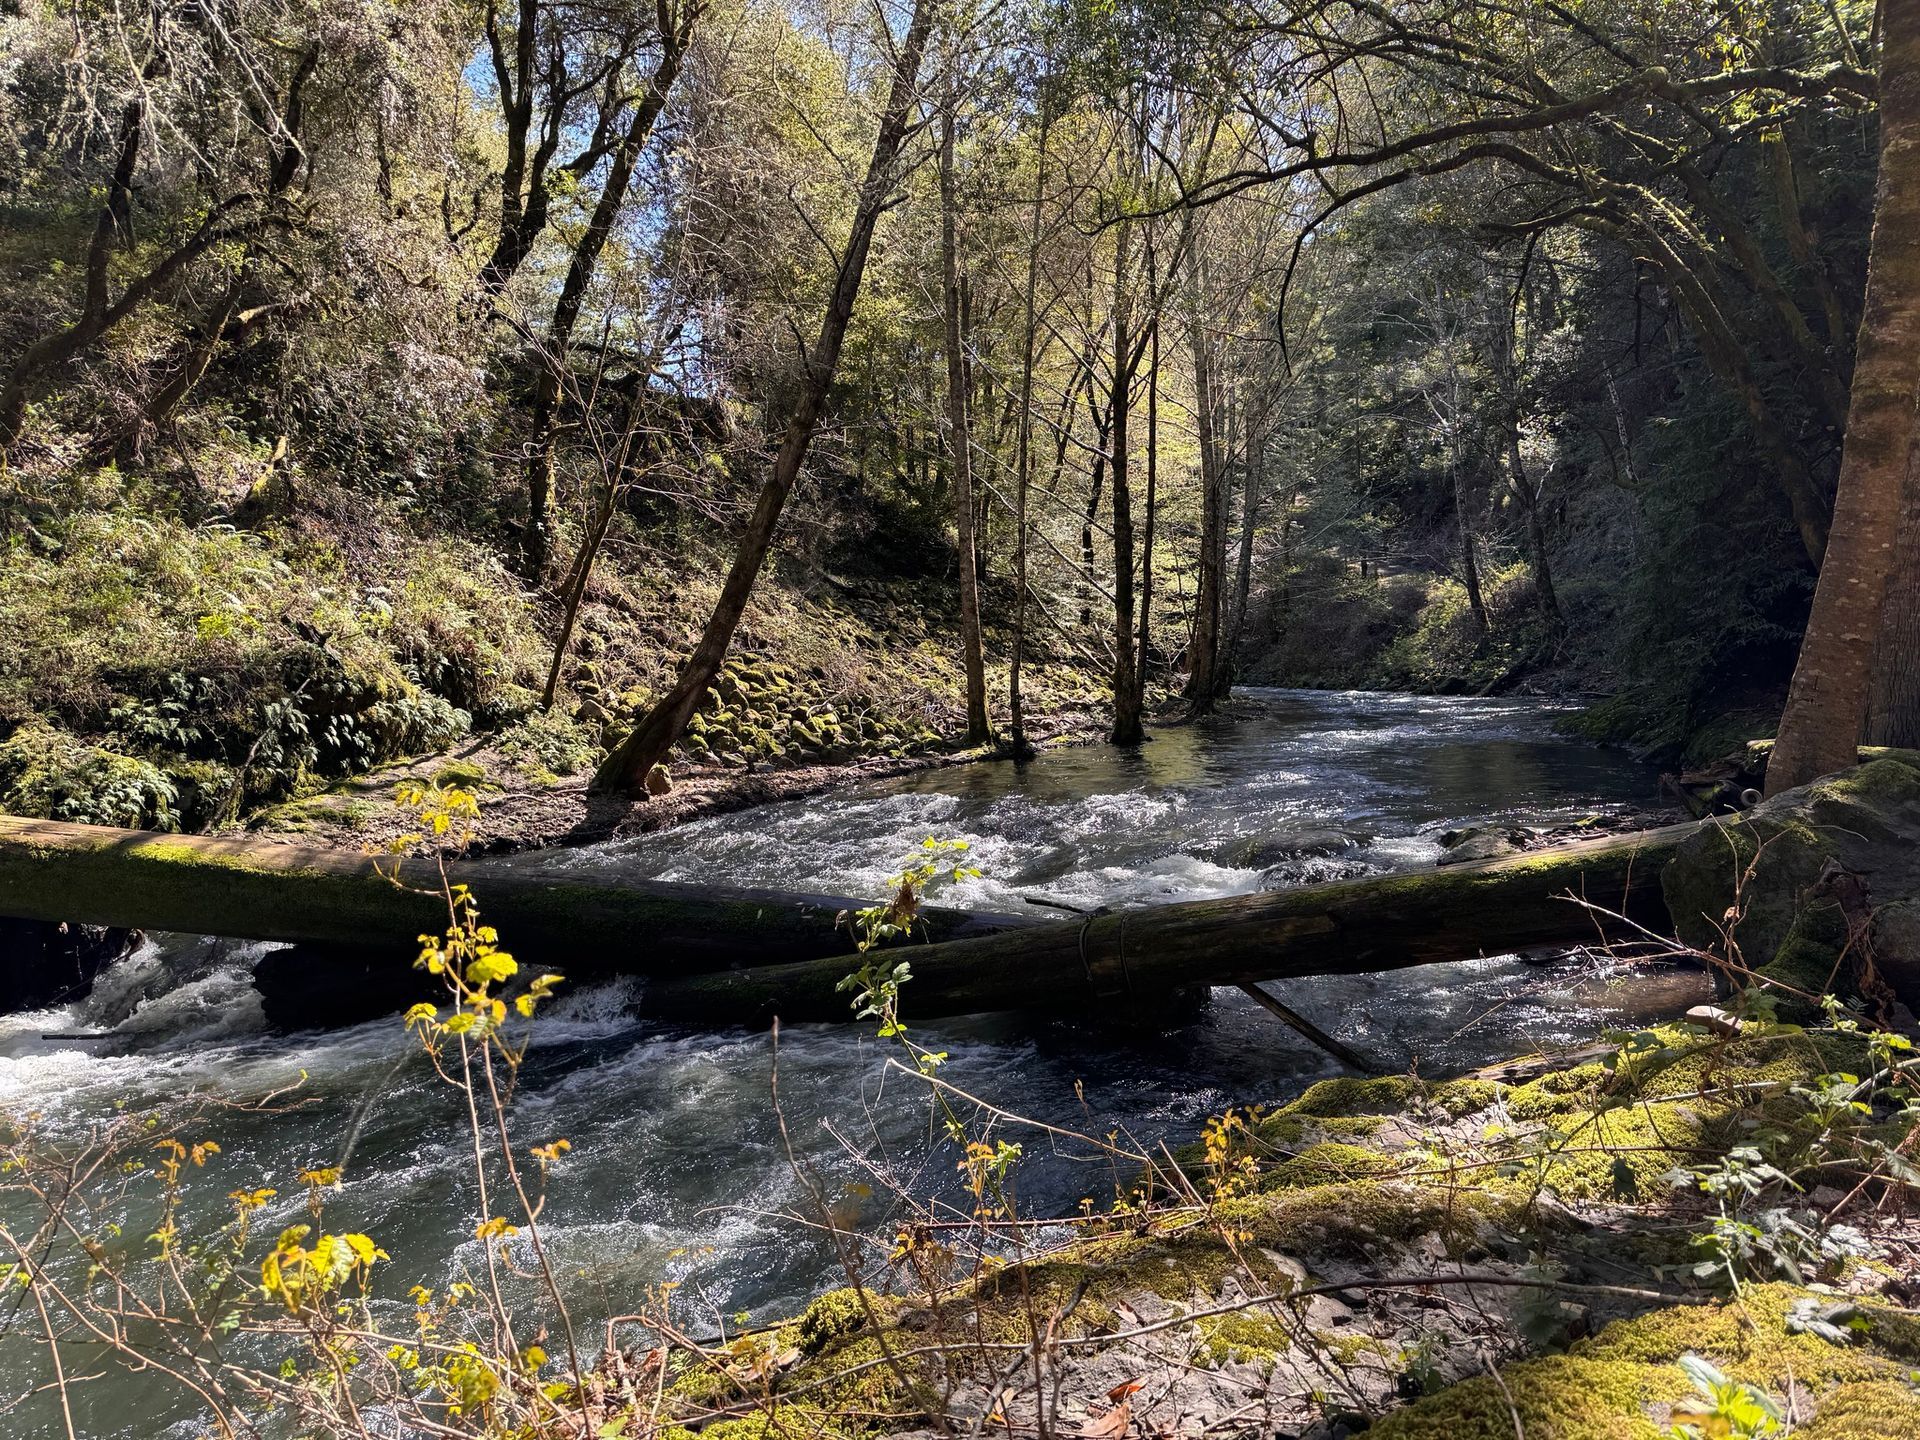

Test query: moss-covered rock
[1661,756,1920,1012]
[1375,1285,1920,1440]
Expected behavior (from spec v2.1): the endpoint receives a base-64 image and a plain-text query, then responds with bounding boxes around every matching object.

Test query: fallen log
[636,820,1701,1023]
[0,815,1702,1029]
[0,816,1034,983]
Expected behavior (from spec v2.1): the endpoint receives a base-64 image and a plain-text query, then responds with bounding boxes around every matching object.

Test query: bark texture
[1769,7,1920,793]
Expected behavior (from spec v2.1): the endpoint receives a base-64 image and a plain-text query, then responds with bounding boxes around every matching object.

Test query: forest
[0,0,1910,829]
[3,0,1920,1438]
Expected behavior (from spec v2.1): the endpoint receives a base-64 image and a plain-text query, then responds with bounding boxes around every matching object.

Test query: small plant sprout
[1666,1354,1782,1438]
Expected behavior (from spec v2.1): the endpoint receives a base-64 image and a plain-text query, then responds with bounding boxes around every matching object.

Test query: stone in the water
[1436,824,1535,865]
[1232,829,1369,868]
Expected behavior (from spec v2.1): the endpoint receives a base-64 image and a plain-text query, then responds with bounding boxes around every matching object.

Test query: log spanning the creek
[637,821,1702,1024]
[0,816,1036,1022]
[0,814,1701,1027]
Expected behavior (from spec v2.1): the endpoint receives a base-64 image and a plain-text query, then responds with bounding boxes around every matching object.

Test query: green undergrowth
[0,483,537,827]
[1247,560,1555,695]
[1491,1024,1881,1201]
[0,483,1107,834]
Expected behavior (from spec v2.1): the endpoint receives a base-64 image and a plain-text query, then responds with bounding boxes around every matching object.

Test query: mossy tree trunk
[641,819,1696,1023]
[0,816,1032,989]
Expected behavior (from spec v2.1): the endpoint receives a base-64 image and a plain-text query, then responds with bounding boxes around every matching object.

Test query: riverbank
[580,758,1920,1439]
[0,479,1118,846]
[617,1022,1920,1440]
[3,710,1911,1438]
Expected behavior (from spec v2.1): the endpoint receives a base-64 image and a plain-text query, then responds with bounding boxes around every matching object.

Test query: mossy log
[641,820,1701,1023]
[0,815,1700,1026]
[0,816,1033,1002]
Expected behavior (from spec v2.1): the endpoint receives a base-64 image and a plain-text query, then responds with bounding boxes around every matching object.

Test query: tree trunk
[0,92,144,446]
[1109,222,1143,747]
[1868,430,1920,747]
[940,98,991,744]
[1457,473,1489,633]
[1769,5,1920,794]
[0,815,1699,1027]
[1136,310,1160,721]
[1078,394,1113,627]
[591,0,935,794]
[1184,248,1227,708]
[1007,108,1048,757]
[1229,405,1264,670]
[128,282,244,454]
[0,816,1031,1016]
[640,820,1696,1024]
[1508,434,1564,632]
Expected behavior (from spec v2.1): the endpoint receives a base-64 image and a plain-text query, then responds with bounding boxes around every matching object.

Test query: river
[0,689,1707,1434]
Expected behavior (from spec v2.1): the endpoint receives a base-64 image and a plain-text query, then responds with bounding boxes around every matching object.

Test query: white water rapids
[0,689,1708,1435]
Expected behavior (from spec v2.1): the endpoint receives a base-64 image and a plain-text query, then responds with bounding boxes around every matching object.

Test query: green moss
[1378,1285,1920,1440]
[1431,1078,1502,1117]
[796,1287,881,1354]
[1580,1284,1919,1389]
[1219,1180,1501,1260]
[430,757,490,790]
[1284,1075,1420,1118]
[1265,1141,1401,1190]
[1371,1353,1676,1440]
[1802,1380,1920,1438]
[1193,1308,1293,1368]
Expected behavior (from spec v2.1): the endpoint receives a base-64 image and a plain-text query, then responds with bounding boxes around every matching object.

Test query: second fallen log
[637,821,1698,1023]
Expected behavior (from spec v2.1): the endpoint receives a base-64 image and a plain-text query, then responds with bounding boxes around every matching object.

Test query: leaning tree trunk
[1769,4,1920,794]
[940,98,990,744]
[0,92,144,447]
[592,0,935,794]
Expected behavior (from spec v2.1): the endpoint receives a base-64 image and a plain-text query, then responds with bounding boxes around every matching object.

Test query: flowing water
[0,689,1709,1434]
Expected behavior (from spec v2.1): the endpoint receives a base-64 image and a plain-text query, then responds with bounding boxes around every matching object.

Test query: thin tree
[474,0,640,300]
[1183,227,1229,709]
[1135,303,1160,726]
[1108,215,1144,745]
[1768,3,1920,793]
[1006,101,1051,758]
[592,0,937,794]
[940,79,991,743]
